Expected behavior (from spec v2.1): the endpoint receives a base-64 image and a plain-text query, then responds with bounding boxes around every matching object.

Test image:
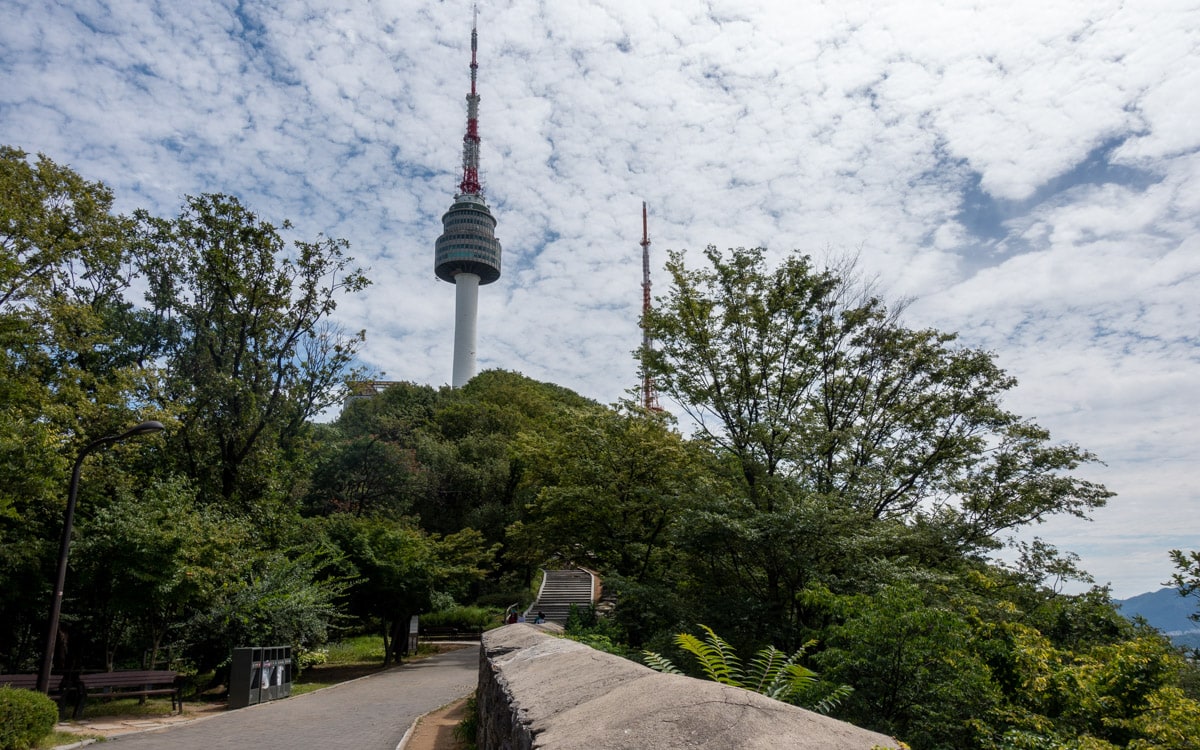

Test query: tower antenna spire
[435,4,502,388]
[459,2,482,195]
[640,202,662,412]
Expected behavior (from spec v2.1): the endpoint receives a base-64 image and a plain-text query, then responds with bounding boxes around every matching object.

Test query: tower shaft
[453,272,481,388]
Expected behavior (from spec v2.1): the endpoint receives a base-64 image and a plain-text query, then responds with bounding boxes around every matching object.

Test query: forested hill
[1116,588,1200,646]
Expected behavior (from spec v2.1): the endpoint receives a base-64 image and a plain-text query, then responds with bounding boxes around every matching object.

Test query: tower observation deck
[436,6,501,388]
[435,194,501,285]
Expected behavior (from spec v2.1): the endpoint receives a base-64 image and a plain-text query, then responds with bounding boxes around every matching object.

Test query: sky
[2,0,1197,599]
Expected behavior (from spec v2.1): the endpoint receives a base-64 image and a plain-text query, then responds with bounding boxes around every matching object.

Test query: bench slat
[79,671,178,688]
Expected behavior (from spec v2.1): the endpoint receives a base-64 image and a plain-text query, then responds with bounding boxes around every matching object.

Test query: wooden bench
[74,670,182,719]
[0,674,72,716]
[0,673,69,699]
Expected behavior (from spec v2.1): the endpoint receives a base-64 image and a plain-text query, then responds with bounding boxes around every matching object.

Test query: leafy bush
[0,687,57,750]
[429,591,457,612]
[295,647,328,671]
[420,606,500,630]
[564,603,598,632]
[473,591,533,610]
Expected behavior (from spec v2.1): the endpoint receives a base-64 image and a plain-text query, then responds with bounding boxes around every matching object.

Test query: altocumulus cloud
[2,0,1197,598]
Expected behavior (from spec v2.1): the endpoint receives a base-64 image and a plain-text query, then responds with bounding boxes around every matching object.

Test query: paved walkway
[101,646,479,750]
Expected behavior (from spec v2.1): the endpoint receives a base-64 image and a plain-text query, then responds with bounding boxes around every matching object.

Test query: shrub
[420,606,500,630]
[295,647,329,672]
[473,590,533,610]
[0,686,58,750]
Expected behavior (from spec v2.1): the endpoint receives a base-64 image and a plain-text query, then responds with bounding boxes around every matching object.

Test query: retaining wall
[476,624,901,750]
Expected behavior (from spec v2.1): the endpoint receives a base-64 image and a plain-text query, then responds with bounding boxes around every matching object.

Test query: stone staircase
[525,568,595,624]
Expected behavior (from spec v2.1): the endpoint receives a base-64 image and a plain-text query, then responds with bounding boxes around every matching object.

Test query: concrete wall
[477,624,902,750]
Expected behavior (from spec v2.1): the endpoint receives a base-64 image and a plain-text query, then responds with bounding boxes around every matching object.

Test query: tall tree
[643,246,1111,640]
[0,146,157,670]
[136,194,369,512]
[643,245,1109,541]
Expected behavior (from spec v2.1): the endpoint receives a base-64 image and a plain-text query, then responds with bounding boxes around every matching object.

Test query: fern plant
[643,624,853,714]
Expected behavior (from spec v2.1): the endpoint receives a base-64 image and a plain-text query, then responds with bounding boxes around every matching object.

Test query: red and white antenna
[640,202,662,412]
[459,3,482,196]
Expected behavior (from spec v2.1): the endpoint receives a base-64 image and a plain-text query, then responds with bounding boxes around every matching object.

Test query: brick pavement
[101,645,479,750]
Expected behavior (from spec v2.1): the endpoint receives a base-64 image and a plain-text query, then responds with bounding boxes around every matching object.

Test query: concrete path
[103,646,479,750]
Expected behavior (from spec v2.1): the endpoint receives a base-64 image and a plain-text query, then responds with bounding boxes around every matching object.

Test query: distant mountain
[1115,588,1200,648]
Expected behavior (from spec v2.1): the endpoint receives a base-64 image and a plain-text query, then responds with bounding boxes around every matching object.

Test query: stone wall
[476,624,902,750]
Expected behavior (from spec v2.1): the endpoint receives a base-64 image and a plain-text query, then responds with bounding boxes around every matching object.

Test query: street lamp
[37,420,165,693]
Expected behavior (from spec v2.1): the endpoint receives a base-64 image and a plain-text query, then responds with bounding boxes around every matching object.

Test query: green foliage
[561,604,633,657]
[1170,549,1200,624]
[294,647,328,671]
[324,635,385,665]
[453,692,479,750]
[0,686,57,750]
[71,476,251,669]
[319,515,494,664]
[507,402,706,582]
[0,146,158,670]
[136,193,369,512]
[183,548,346,671]
[564,603,596,632]
[419,606,499,630]
[473,590,534,610]
[816,583,1003,748]
[644,624,852,714]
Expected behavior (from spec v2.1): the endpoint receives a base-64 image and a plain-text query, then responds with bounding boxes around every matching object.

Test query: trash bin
[230,646,293,709]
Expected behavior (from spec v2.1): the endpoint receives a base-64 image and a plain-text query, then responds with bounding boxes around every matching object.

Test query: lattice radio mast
[640,202,662,412]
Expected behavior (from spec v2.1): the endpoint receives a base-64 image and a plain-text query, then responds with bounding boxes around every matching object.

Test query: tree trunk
[381,619,393,667]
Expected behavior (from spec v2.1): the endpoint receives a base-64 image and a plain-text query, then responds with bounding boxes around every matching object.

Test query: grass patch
[324,634,386,665]
[294,634,389,694]
[38,729,102,748]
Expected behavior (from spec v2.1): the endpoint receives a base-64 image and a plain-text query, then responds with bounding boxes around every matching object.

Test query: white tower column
[452,272,481,388]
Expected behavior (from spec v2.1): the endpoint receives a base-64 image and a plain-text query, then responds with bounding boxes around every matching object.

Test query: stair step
[525,569,596,623]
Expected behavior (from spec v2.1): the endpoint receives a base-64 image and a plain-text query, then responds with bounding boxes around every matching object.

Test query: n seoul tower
[435,5,502,388]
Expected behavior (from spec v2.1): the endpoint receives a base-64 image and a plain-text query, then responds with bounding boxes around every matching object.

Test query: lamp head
[121,421,165,439]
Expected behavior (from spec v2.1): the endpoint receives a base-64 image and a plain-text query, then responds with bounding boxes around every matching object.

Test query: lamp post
[37,420,164,694]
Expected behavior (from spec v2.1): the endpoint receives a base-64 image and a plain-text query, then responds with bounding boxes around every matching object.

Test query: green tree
[320,515,492,665]
[182,548,346,673]
[304,435,422,518]
[507,403,704,582]
[136,194,369,513]
[816,583,1002,749]
[326,372,595,542]
[643,246,1110,639]
[1169,549,1200,624]
[71,476,254,670]
[0,146,158,671]
[644,246,1109,543]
